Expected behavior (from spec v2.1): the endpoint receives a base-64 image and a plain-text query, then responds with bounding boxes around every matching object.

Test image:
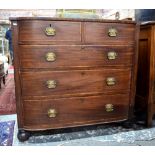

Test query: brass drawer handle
[108,28,117,37]
[105,104,114,112]
[107,51,117,60]
[46,80,57,89]
[106,77,116,86]
[45,26,56,36]
[47,109,57,118]
[45,52,56,62]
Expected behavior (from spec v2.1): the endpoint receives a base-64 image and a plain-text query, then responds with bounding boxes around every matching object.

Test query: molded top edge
[9,17,136,24]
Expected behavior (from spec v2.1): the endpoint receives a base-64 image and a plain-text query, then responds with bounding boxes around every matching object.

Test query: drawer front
[19,45,134,69]
[21,69,131,97]
[23,94,130,129]
[19,21,81,43]
[84,22,135,43]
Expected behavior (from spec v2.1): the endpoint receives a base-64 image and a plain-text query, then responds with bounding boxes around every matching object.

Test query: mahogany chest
[10,17,138,141]
[135,21,155,127]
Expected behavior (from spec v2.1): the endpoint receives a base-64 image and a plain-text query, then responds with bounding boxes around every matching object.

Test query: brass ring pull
[107,51,117,60]
[47,109,57,118]
[105,104,114,112]
[45,26,56,36]
[46,80,57,89]
[45,52,56,62]
[108,28,117,37]
[106,77,116,86]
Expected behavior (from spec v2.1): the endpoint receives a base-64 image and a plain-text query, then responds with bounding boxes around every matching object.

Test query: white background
[0,0,155,9]
[0,0,155,154]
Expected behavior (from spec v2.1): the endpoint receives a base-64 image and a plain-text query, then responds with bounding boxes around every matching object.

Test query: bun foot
[17,129,30,142]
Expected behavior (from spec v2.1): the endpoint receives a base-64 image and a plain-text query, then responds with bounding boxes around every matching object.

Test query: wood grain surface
[10,18,138,132]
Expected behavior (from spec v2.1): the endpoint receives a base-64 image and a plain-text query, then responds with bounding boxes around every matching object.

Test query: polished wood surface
[10,17,136,24]
[23,94,129,130]
[19,21,81,43]
[84,22,135,44]
[11,20,24,128]
[11,18,138,137]
[19,45,134,69]
[135,23,155,126]
[21,69,131,97]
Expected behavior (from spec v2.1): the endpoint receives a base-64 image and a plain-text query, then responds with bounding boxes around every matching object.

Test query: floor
[1,114,155,146]
[1,67,155,146]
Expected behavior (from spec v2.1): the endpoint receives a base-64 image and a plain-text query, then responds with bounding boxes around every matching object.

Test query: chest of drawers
[10,17,138,141]
[135,21,155,127]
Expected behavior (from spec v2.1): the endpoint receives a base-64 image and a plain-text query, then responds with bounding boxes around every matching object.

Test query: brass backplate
[46,80,57,89]
[108,28,117,37]
[45,27,56,36]
[106,77,116,86]
[107,51,117,60]
[45,52,56,62]
[105,104,114,112]
[47,109,57,118]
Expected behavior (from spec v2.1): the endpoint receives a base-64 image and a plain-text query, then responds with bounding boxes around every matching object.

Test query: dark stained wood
[19,20,81,43]
[11,21,24,128]
[17,129,30,142]
[84,22,135,44]
[10,17,136,24]
[128,24,139,118]
[23,94,130,130]
[10,18,138,139]
[135,24,155,126]
[141,21,155,25]
[19,45,134,69]
[21,69,131,97]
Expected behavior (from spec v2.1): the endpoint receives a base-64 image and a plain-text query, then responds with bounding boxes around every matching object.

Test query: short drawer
[23,94,130,129]
[19,45,134,69]
[19,20,81,43]
[21,69,131,97]
[84,22,135,43]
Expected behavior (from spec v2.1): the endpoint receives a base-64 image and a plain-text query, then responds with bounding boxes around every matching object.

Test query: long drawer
[23,94,130,129]
[19,45,134,69]
[21,69,131,97]
[84,22,135,43]
[19,20,81,43]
